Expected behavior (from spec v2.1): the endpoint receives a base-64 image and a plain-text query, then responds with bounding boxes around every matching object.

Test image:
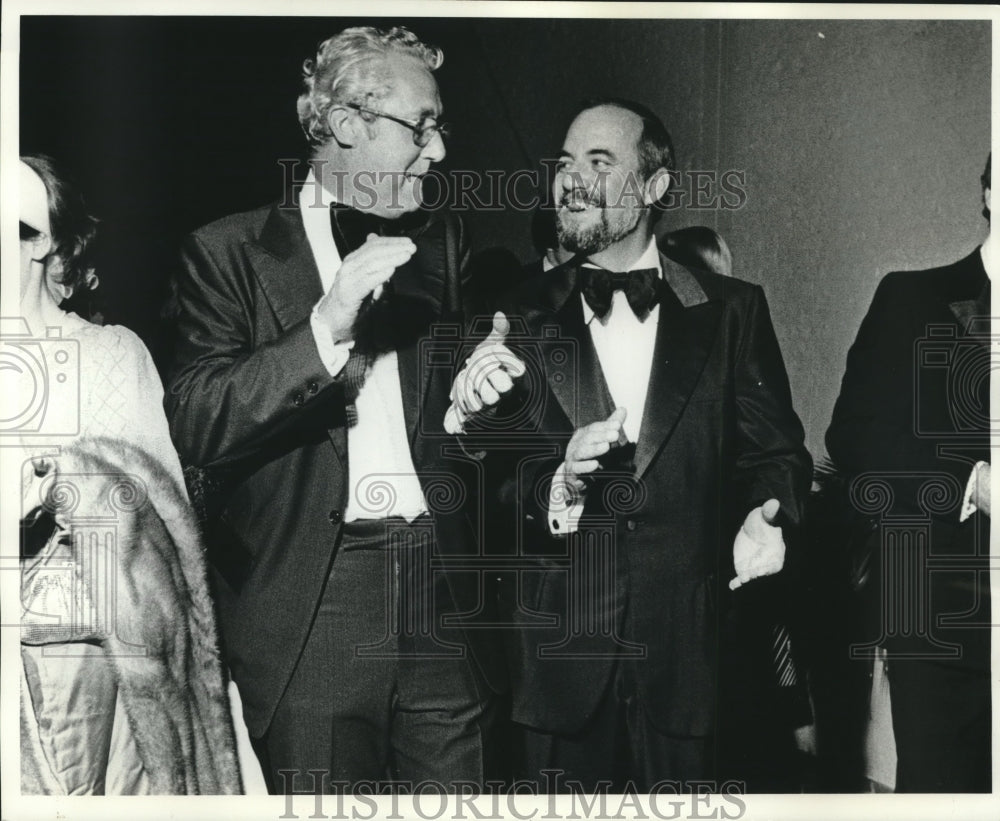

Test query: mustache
[559,189,606,208]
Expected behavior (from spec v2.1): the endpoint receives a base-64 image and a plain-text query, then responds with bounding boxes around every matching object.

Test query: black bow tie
[329,203,407,358]
[581,267,660,320]
[329,203,405,258]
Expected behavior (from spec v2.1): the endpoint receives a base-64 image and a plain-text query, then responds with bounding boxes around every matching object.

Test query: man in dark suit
[165,26,502,792]
[826,156,992,792]
[447,98,811,791]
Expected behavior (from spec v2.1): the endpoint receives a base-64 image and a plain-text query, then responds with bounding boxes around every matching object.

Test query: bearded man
[447,98,812,791]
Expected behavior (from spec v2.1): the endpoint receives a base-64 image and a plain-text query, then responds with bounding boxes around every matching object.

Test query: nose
[558,160,592,193]
[421,130,446,164]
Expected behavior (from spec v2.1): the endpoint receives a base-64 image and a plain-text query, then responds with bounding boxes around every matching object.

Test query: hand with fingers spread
[315,233,416,344]
[561,407,629,494]
[444,311,527,434]
[730,497,785,590]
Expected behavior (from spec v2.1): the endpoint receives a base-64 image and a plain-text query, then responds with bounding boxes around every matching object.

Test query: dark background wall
[20,16,990,462]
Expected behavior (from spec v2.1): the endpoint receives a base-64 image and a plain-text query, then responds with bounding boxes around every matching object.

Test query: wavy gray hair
[297,26,443,147]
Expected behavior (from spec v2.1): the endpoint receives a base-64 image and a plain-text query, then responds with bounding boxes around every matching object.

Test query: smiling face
[335,52,446,218]
[554,104,648,256]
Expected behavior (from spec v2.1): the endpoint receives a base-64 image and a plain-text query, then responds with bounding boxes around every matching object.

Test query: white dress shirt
[548,238,662,534]
[301,169,428,522]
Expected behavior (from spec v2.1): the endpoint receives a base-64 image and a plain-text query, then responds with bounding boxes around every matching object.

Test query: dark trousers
[253,517,495,793]
[513,662,710,793]
[888,659,991,792]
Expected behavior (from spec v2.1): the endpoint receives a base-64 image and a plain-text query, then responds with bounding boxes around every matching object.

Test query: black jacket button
[308,381,319,394]
[328,510,342,525]
[293,392,304,406]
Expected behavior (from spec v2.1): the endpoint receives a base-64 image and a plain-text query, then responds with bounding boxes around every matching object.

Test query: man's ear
[644,167,672,206]
[326,105,358,148]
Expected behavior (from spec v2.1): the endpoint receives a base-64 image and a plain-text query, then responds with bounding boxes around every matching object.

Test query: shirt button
[307,381,319,395]
[293,392,304,406]
[626,519,637,532]
[328,510,342,525]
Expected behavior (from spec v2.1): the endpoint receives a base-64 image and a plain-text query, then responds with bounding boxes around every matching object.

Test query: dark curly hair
[20,154,99,298]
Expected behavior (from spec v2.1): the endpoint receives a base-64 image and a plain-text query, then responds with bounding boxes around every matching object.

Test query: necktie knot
[581,267,660,320]
[608,271,631,291]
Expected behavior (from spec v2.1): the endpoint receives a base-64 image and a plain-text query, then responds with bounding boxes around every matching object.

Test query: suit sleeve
[165,231,347,469]
[825,273,972,516]
[732,286,813,526]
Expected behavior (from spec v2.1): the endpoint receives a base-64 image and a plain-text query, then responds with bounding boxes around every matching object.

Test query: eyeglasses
[345,103,450,147]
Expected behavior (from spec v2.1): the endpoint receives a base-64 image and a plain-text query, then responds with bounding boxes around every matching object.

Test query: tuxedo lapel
[562,299,616,427]
[942,248,990,342]
[391,219,450,455]
[633,255,721,479]
[248,198,347,468]
[949,285,991,338]
[536,266,615,428]
[249,201,324,331]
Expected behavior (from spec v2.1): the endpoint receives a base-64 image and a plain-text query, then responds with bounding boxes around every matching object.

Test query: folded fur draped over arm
[21,437,242,795]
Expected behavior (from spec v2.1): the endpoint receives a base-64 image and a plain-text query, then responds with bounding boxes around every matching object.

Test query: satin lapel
[247,198,347,467]
[945,249,990,339]
[396,342,422,458]
[948,280,991,341]
[248,202,324,332]
[633,256,722,479]
[392,224,447,455]
[544,287,615,429]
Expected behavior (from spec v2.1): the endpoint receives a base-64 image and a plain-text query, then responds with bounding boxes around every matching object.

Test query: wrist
[552,462,584,506]
[323,314,354,346]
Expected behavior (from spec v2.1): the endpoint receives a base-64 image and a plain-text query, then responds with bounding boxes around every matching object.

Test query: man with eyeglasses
[165,26,503,793]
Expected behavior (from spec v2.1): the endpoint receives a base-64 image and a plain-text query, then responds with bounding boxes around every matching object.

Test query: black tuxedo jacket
[826,248,991,670]
[482,254,811,737]
[165,194,503,737]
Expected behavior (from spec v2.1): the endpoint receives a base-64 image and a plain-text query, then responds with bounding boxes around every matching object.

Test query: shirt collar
[300,166,337,209]
[300,167,342,292]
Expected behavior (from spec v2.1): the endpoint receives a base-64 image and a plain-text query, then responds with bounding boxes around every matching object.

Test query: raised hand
[561,407,628,494]
[315,234,416,344]
[444,311,526,434]
[730,498,785,590]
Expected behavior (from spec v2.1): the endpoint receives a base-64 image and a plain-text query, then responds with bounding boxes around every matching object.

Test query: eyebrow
[557,148,618,160]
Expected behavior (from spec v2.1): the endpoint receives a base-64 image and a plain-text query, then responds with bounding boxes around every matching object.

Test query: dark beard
[555,205,642,256]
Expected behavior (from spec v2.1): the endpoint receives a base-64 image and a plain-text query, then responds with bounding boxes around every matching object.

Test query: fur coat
[20,437,243,794]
